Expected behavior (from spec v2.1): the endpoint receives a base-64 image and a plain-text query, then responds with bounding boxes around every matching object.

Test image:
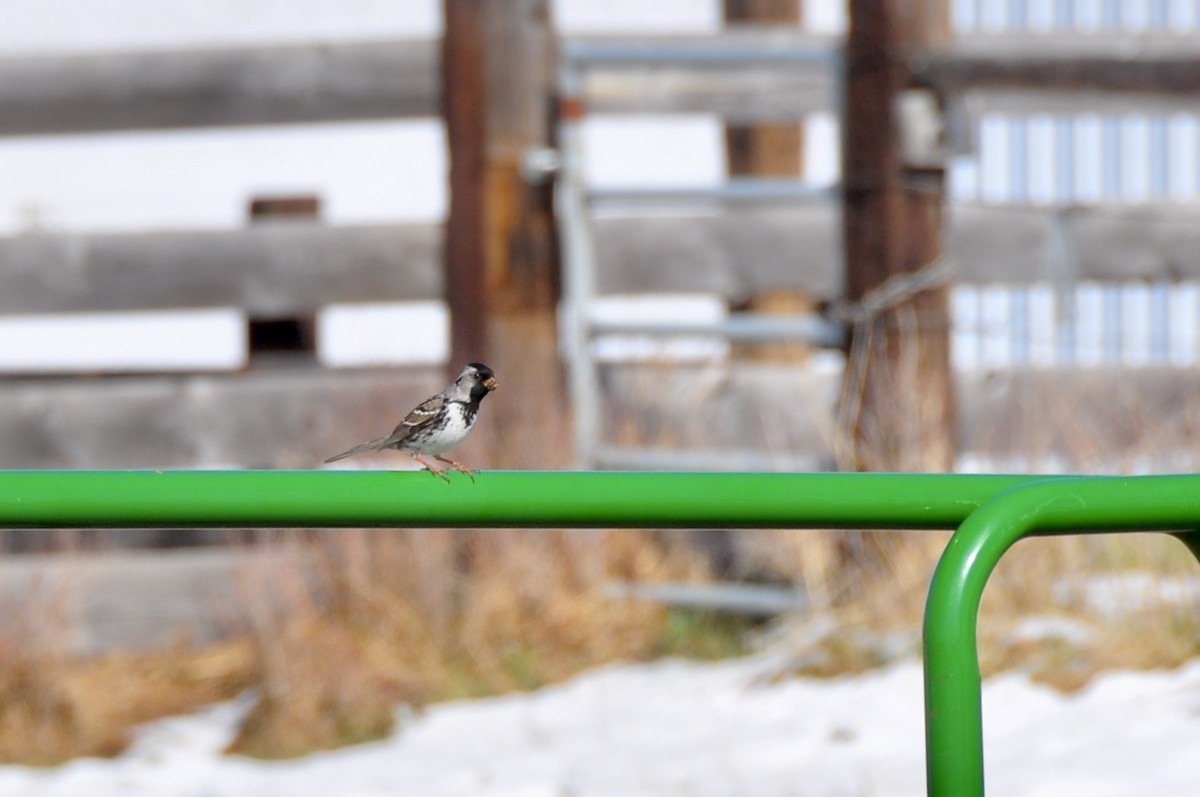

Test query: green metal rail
[0,470,1197,796]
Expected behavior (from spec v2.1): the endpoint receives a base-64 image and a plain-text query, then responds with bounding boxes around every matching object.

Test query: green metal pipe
[923,475,1200,797]
[0,470,1053,529]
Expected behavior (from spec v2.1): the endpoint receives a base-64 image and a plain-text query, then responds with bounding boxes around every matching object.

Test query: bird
[324,363,498,481]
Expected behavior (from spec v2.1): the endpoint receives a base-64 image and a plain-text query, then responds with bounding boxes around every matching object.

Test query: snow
[2,655,1199,797]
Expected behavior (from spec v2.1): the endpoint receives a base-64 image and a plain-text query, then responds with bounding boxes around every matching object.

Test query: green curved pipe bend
[924,475,1200,797]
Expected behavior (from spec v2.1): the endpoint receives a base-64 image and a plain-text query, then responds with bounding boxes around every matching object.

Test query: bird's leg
[434,455,477,483]
[412,454,450,482]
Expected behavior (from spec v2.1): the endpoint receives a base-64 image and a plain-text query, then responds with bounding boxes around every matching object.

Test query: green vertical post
[923,483,1040,797]
[924,476,1200,797]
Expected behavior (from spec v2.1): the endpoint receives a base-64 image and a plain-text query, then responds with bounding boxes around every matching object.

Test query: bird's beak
[484,376,498,391]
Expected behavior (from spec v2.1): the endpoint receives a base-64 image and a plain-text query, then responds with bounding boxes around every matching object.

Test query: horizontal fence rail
[6,32,1198,136]
[0,40,440,136]
[0,470,1198,797]
[0,470,1049,529]
[5,204,1200,317]
[0,223,441,315]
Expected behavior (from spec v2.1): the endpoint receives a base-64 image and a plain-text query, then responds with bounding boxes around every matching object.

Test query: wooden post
[442,0,564,469]
[480,0,566,470]
[723,0,812,364]
[837,0,954,473]
[722,0,804,177]
[442,0,490,369]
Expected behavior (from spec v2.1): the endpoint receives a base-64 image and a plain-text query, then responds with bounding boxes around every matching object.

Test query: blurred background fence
[3,0,1200,474]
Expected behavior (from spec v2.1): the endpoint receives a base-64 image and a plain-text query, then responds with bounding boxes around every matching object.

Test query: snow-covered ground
[1,655,1199,797]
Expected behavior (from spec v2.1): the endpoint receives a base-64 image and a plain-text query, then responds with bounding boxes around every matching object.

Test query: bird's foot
[435,456,477,483]
[413,455,452,483]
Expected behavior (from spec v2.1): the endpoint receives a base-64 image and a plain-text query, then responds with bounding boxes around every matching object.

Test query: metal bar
[555,61,603,469]
[587,181,836,206]
[923,474,1200,797]
[562,37,839,67]
[589,314,845,347]
[607,581,809,616]
[0,470,1055,530]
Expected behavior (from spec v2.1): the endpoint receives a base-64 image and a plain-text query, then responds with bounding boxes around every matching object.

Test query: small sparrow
[324,363,498,481]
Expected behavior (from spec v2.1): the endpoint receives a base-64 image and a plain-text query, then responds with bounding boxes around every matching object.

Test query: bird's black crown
[466,362,494,379]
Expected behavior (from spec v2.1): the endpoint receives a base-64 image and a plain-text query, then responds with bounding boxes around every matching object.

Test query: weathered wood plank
[583,67,835,119]
[592,206,842,300]
[594,203,1200,297]
[582,31,1200,118]
[5,32,1200,137]
[0,39,440,136]
[604,363,1200,474]
[949,204,1200,285]
[0,549,293,652]
[943,205,1054,283]
[1066,206,1200,283]
[0,32,838,135]
[571,31,835,119]
[949,87,1200,116]
[959,366,1200,464]
[0,547,347,655]
[0,223,441,315]
[919,32,1200,96]
[0,205,1196,316]
[0,367,444,470]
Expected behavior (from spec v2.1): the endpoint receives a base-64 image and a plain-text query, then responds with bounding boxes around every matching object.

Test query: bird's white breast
[419,403,475,454]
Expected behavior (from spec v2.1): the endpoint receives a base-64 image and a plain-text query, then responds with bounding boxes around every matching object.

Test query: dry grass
[218,526,705,757]
[763,530,1200,690]
[0,570,250,764]
[0,526,705,764]
[977,533,1200,692]
[0,638,254,765]
[452,529,704,692]
[0,527,1195,764]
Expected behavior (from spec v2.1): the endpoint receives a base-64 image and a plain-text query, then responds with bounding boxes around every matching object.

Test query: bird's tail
[323,438,388,463]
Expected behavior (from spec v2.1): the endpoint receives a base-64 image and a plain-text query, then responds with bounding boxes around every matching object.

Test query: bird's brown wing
[323,394,446,462]
[379,394,444,445]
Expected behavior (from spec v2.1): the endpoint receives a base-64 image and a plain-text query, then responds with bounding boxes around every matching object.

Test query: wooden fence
[3,27,1200,470]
